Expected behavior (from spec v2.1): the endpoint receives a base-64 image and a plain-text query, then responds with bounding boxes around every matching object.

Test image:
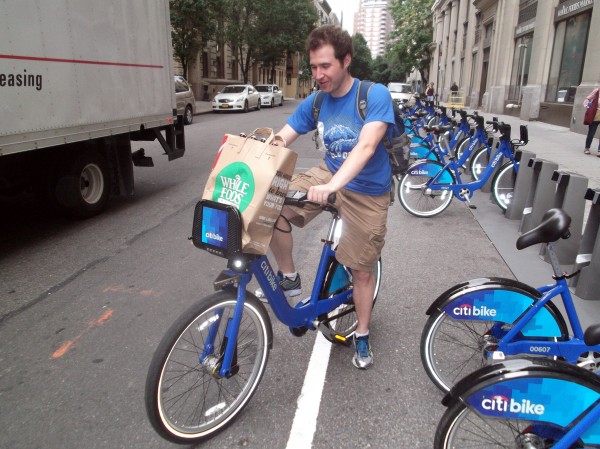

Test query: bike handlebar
[284,191,336,208]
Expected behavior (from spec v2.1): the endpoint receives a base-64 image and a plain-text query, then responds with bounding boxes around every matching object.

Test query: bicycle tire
[319,258,382,342]
[434,358,600,449]
[454,137,478,169]
[468,146,491,180]
[492,161,518,211]
[398,165,455,217]
[421,301,567,393]
[435,398,550,449]
[145,290,272,444]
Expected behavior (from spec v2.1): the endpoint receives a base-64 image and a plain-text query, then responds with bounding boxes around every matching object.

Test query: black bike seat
[584,323,600,346]
[516,208,571,250]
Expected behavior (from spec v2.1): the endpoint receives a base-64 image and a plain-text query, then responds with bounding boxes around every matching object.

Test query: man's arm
[274,124,301,148]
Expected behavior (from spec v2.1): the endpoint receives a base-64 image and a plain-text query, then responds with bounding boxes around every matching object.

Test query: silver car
[174,76,196,125]
[387,82,413,105]
[256,84,284,107]
[212,84,261,112]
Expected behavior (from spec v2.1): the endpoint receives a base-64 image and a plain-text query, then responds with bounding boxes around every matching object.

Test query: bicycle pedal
[316,322,352,347]
[468,204,477,209]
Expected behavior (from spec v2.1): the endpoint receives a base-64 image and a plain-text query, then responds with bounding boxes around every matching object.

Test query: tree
[388,0,434,83]
[169,0,219,79]
[254,0,318,84]
[350,33,372,80]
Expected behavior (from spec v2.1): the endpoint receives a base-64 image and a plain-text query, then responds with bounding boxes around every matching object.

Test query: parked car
[212,84,261,112]
[256,84,284,107]
[387,82,413,105]
[174,76,196,125]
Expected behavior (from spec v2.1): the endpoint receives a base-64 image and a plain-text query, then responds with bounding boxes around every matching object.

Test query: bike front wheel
[435,401,543,449]
[398,170,455,218]
[492,161,518,211]
[145,291,272,444]
[421,310,495,393]
[319,258,382,342]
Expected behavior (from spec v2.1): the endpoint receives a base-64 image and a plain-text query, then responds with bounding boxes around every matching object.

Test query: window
[508,35,532,101]
[546,12,591,103]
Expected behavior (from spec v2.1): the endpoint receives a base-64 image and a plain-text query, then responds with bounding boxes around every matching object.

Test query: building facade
[180,0,337,103]
[355,0,395,58]
[430,0,599,133]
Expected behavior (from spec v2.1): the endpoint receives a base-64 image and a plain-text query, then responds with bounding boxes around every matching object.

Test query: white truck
[0,0,185,218]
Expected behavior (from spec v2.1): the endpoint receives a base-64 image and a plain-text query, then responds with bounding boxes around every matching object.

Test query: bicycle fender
[406,160,454,184]
[409,145,438,161]
[442,359,600,444]
[427,277,567,338]
[443,357,600,405]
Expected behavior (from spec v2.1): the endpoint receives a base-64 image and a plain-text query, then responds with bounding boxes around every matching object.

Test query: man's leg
[270,207,297,274]
[352,269,375,334]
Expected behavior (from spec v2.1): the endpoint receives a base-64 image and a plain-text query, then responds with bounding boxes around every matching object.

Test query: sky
[326,0,360,34]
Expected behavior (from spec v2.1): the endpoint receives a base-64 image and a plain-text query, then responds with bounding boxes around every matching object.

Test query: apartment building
[355,0,394,58]
[430,0,599,133]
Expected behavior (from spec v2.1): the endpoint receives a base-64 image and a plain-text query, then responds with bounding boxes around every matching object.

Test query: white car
[256,84,284,107]
[387,82,413,105]
[212,84,261,112]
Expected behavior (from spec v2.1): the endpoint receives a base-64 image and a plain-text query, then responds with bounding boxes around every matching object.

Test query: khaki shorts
[285,163,389,272]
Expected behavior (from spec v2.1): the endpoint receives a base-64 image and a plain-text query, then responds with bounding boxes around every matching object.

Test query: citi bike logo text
[491,152,503,168]
[411,169,429,176]
[453,304,497,317]
[260,260,278,292]
[482,395,545,416]
[205,232,223,242]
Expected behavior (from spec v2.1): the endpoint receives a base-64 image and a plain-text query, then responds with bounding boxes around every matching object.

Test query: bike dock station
[570,188,600,300]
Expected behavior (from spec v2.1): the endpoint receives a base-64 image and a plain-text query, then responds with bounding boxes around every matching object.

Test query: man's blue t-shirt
[287,79,395,195]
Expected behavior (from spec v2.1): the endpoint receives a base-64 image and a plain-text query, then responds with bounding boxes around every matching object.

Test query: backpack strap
[312,90,325,126]
[356,80,373,122]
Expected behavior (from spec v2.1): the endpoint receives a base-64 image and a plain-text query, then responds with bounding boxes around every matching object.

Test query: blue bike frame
[201,220,354,378]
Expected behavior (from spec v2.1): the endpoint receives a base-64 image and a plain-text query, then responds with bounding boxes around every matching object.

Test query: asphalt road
[0,102,515,449]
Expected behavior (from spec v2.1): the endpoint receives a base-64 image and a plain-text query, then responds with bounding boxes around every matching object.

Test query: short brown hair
[306,25,353,65]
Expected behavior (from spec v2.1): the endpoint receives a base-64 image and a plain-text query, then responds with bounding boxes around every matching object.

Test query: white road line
[285,332,332,449]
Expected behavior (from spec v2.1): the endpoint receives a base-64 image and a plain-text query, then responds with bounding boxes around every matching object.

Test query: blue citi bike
[398,120,527,217]
[434,353,600,448]
[420,208,600,394]
[144,191,381,444]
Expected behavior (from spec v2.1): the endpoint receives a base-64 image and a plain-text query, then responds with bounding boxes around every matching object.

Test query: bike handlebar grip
[327,193,336,204]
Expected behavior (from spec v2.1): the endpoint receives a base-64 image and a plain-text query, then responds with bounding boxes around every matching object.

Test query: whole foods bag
[202,128,297,254]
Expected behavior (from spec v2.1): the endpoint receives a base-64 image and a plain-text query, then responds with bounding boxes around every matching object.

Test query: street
[0,102,515,449]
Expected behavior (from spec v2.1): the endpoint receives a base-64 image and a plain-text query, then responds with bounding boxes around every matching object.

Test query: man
[270,25,394,369]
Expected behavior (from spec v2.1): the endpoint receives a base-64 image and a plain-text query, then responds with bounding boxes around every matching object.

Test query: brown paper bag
[202,128,297,254]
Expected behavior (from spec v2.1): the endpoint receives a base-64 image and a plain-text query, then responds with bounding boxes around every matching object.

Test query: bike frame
[201,211,354,378]
[425,135,517,199]
[489,243,600,362]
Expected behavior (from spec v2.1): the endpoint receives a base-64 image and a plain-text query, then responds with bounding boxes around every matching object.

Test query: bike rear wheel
[398,171,455,217]
[468,146,491,180]
[145,291,271,444]
[492,161,518,211]
[319,258,382,342]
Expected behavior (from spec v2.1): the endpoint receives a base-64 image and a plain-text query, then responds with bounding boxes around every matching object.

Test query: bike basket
[191,200,242,259]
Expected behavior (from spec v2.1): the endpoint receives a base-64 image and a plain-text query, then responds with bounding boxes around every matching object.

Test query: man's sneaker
[276,271,302,297]
[352,334,374,369]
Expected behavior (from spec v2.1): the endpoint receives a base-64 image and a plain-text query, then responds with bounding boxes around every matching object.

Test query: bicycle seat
[584,323,600,346]
[516,208,571,250]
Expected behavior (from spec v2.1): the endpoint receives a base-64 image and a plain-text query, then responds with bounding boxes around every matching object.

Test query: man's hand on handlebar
[308,184,336,204]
